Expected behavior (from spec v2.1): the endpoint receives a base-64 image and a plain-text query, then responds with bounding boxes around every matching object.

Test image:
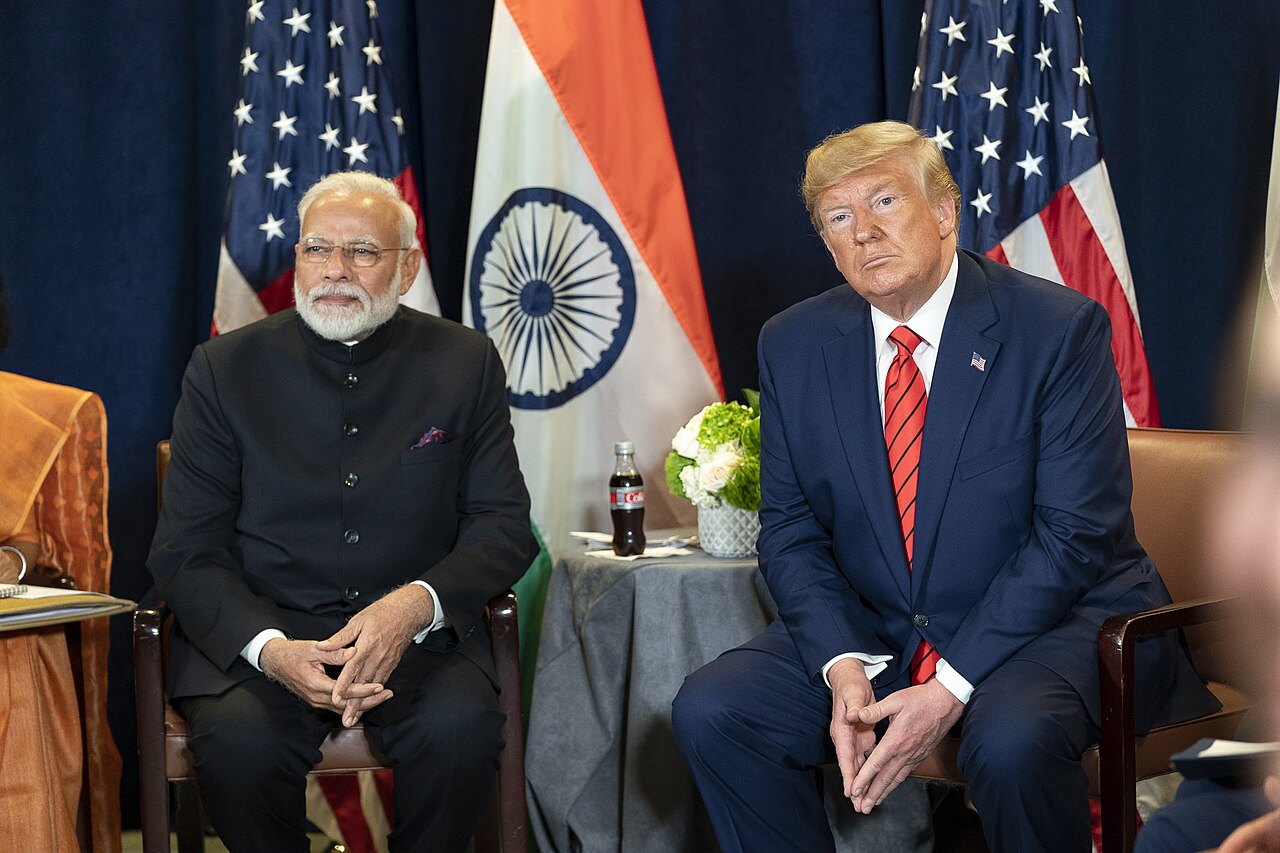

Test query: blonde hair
[296,171,417,247]
[801,121,961,233]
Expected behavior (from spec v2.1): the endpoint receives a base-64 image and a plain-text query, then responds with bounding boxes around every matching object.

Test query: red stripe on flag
[1038,185,1161,426]
[392,167,430,265]
[986,243,1009,266]
[317,775,379,853]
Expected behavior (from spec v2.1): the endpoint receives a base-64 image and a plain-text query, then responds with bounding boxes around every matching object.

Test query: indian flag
[465,0,723,551]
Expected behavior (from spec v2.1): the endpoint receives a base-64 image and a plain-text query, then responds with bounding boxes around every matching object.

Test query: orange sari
[0,372,122,852]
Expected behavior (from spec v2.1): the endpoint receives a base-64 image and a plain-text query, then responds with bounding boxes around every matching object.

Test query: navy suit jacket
[754,250,1215,727]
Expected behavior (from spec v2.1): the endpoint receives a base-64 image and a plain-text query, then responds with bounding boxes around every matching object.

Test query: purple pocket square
[410,427,454,448]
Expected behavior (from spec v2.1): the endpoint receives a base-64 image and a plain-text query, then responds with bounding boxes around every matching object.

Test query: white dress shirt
[820,253,975,704]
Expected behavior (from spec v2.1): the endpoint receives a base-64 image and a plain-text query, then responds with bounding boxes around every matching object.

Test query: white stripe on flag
[1069,161,1144,328]
[213,241,268,333]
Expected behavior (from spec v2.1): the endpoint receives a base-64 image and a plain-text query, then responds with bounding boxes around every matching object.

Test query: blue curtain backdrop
[0,0,1276,825]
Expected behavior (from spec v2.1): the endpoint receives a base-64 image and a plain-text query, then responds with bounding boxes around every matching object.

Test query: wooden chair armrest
[484,591,528,853]
[1096,595,1238,851]
[134,606,172,847]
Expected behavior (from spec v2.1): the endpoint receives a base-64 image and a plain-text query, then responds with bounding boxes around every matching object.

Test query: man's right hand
[259,637,394,718]
[828,658,879,801]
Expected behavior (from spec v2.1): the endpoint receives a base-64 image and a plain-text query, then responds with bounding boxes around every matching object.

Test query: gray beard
[294,279,400,341]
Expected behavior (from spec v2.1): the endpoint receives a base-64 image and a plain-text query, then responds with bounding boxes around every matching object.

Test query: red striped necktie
[884,325,938,685]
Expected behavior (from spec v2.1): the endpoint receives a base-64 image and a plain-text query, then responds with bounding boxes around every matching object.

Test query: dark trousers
[176,646,504,853]
[672,643,1100,853]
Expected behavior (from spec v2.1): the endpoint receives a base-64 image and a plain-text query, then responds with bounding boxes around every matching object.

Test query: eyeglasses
[298,241,411,268]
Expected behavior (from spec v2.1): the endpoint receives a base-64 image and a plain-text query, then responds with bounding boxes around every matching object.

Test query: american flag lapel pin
[970,352,987,372]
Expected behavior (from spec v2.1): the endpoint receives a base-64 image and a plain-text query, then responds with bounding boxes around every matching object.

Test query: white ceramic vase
[698,500,761,558]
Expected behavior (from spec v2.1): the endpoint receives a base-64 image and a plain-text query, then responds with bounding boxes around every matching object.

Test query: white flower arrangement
[665,394,761,512]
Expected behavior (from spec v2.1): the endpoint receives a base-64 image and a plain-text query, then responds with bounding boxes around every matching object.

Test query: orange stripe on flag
[503,0,724,397]
[1038,185,1161,427]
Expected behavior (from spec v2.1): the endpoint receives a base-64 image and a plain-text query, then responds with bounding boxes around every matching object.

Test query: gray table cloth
[525,542,934,853]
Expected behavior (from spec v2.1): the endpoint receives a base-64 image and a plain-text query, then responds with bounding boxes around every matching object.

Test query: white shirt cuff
[410,580,447,643]
[935,658,974,704]
[241,628,288,671]
[821,652,893,687]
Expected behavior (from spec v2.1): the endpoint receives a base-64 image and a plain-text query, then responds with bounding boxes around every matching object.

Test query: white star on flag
[1026,96,1051,125]
[980,82,1009,111]
[325,72,341,99]
[328,21,344,48]
[259,213,285,241]
[1040,0,1060,14]
[283,7,311,36]
[366,0,378,18]
[318,123,341,150]
[987,29,1016,57]
[974,134,1002,163]
[940,16,967,44]
[1072,57,1091,86]
[1062,110,1090,139]
[246,1,265,23]
[933,71,959,101]
[931,126,955,150]
[276,59,305,87]
[351,86,378,115]
[1035,42,1053,69]
[227,149,248,177]
[970,189,993,217]
[240,47,259,75]
[343,137,370,165]
[1016,151,1044,178]
[233,99,253,126]
[362,39,382,66]
[273,111,299,139]
[392,110,404,136]
[265,161,293,189]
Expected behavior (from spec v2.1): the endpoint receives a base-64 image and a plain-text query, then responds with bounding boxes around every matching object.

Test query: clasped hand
[827,659,964,815]
[261,585,435,727]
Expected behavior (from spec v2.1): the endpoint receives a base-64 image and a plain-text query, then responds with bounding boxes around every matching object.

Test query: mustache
[304,283,371,308]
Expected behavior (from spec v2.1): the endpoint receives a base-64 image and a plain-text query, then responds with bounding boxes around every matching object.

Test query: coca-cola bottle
[609,440,646,556]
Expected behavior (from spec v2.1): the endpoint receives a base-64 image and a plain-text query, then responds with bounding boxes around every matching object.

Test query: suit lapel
[912,253,1000,597]
[823,299,911,600]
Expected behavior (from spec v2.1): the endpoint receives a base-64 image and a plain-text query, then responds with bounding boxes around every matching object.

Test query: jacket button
[343,422,359,436]
[344,372,359,388]
[913,614,929,628]
[344,529,360,544]
[344,473,359,488]
[343,587,359,601]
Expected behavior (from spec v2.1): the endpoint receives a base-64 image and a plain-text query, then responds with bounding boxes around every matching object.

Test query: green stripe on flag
[512,523,554,721]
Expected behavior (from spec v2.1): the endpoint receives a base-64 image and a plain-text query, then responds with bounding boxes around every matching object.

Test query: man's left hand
[848,679,964,814]
[317,584,435,726]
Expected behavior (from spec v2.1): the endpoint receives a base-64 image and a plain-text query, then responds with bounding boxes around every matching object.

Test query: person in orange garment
[0,275,122,852]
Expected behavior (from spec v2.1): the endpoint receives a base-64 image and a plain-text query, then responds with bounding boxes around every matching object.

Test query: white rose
[698,447,741,493]
[672,423,701,460]
[680,465,717,508]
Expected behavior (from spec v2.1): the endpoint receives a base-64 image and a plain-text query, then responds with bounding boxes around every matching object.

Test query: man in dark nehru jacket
[149,171,536,852]
[672,121,1219,852]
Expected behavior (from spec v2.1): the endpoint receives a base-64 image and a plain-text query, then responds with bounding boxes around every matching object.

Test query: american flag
[909,0,1159,426]
[215,0,438,335]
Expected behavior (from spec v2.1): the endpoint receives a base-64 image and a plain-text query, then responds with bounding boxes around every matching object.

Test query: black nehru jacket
[149,306,537,701]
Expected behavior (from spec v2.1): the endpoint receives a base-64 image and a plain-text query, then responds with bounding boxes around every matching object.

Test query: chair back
[1126,427,1243,684]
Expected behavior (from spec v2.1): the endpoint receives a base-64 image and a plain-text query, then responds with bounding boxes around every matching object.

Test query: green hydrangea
[665,450,694,500]
[697,402,756,450]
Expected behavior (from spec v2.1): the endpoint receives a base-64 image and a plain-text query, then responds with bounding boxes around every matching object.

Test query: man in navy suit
[672,121,1217,852]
